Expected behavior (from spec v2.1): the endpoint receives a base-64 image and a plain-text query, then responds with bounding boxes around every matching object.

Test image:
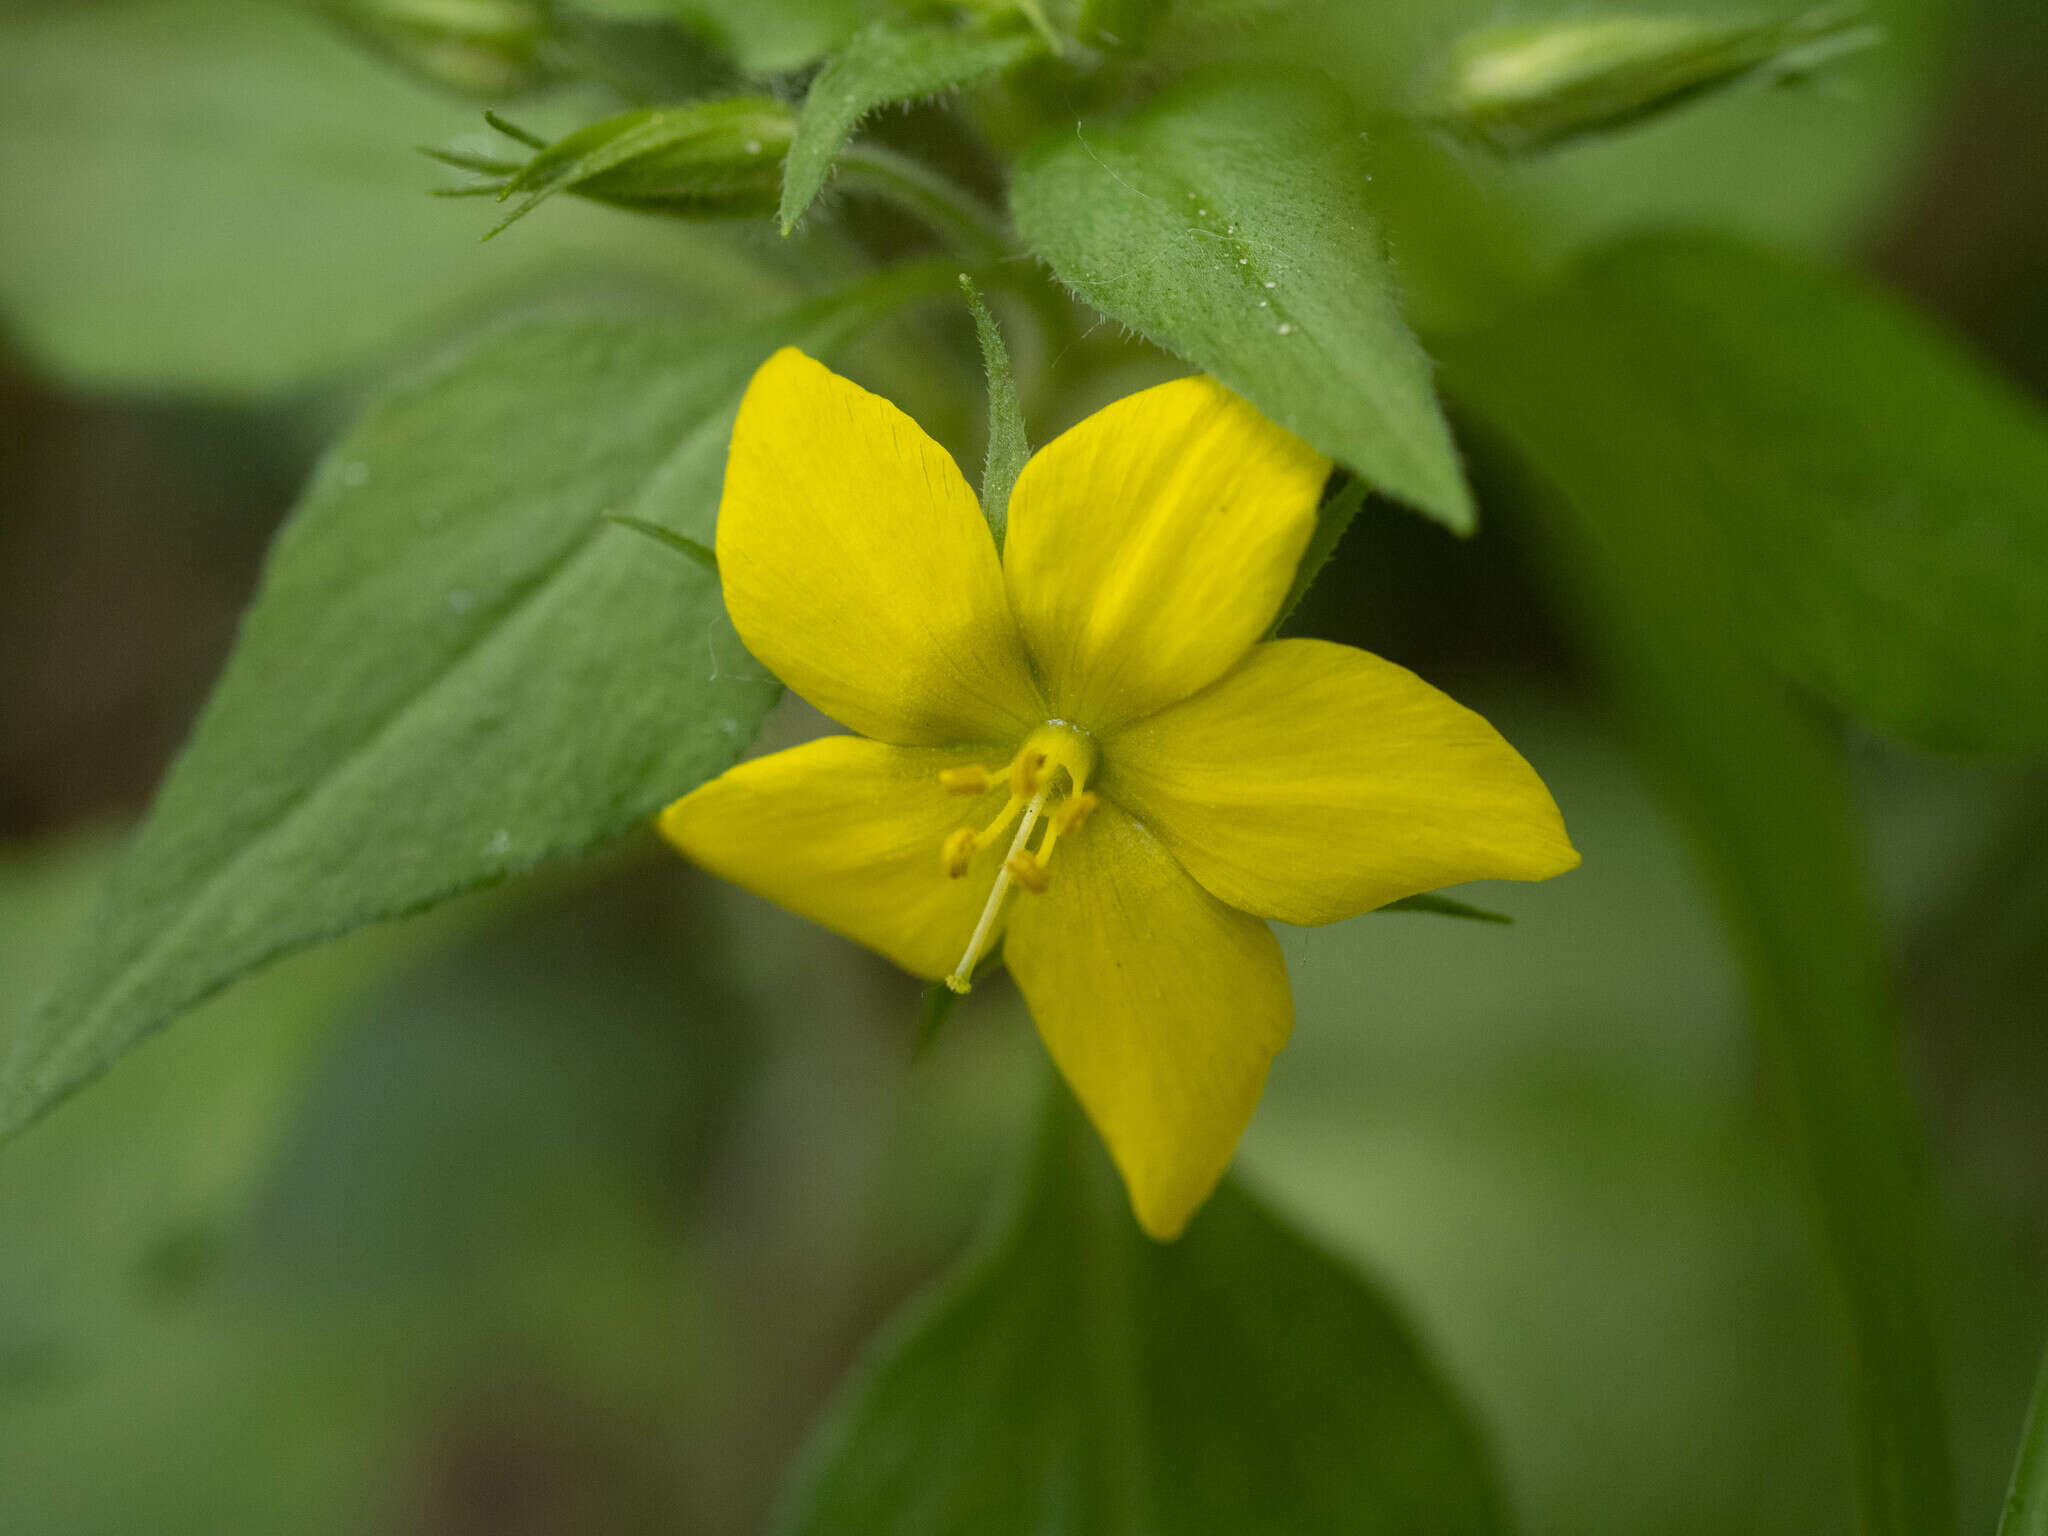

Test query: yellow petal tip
[654,793,697,851]
[1132,1196,1193,1243]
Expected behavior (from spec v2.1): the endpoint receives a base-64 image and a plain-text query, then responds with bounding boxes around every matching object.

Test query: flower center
[936,722,1098,994]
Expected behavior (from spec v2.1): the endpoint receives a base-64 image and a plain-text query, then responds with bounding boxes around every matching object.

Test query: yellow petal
[1104,639,1579,925]
[659,735,1012,981]
[1005,804,1291,1240]
[1002,376,1330,732]
[717,348,1044,746]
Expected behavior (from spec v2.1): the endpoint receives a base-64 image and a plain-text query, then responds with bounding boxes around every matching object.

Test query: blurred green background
[3,1,2046,1532]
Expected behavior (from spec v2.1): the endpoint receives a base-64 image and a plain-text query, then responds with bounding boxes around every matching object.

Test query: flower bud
[320,0,562,97]
[1428,4,1880,155]
[447,98,798,236]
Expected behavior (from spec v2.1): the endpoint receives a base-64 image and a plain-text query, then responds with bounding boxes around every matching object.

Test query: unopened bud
[320,0,561,97]
[437,98,798,237]
[1429,4,1880,155]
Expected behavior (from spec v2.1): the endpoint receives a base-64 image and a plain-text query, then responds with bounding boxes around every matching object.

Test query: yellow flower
[661,349,1579,1239]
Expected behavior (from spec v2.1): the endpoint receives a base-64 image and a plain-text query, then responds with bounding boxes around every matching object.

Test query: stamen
[938,765,990,796]
[1023,789,1097,885]
[1010,749,1046,798]
[1005,849,1049,894]
[939,724,1101,991]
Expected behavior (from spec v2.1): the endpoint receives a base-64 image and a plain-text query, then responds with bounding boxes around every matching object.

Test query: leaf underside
[777,1072,1509,1535]
[1438,232,2048,755]
[1,286,908,1141]
[1012,67,1475,533]
[780,17,1042,233]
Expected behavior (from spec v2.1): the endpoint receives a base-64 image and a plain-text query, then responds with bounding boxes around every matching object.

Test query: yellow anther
[1010,749,1047,798]
[1030,789,1095,877]
[938,764,991,796]
[1005,849,1050,894]
[1054,791,1098,835]
[940,722,1100,990]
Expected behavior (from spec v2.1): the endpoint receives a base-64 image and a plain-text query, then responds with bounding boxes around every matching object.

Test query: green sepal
[914,944,1005,1057]
[605,514,719,573]
[1269,473,1366,636]
[1379,893,1513,925]
[2000,1343,2048,1536]
[959,274,1028,551]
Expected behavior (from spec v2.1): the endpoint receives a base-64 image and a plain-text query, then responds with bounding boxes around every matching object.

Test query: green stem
[835,144,1014,263]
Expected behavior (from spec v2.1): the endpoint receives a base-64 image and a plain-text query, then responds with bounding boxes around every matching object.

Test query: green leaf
[0,0,788,397]
[1010,67,1474,533]
[0,829,482,1403]
[1522,461,1954,1536]
[0,268,950,1143]
[779,15,1045,234]
[1379,893,1512,925]
[776,1071,1508,1536]
[960,275,1028,549]
[2002,1345,2048,1536]
[1439,232,2048,755]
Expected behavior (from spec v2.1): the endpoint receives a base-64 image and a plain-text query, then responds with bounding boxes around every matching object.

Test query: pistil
[946,777,1053,993]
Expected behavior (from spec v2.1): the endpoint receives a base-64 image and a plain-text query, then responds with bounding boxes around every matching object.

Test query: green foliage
[960,275,1028,549]
[1011,69,1476,533]
[1521,446,1955,1536]
[0,271,949,1145]
[0,856,765,1535]
[0,831,473,1411]
[777,1073,1508,1535]
[1440,232,2048,755]
[0,0,784,395]
[779,13,1045,232]
[7,1,2047,1531]
[1428,5,1882,156]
